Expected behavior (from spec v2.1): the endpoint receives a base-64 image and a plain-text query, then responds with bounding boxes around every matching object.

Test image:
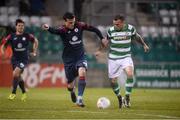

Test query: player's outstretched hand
[42,24,49,30]
[30,52,37,57]
[144,44,150,53]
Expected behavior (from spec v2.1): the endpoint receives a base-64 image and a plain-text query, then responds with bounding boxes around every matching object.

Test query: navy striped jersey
[48,22,103,64]
[2,33,35,61]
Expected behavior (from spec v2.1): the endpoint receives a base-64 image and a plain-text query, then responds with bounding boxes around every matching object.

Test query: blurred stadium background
[0,0,180,88]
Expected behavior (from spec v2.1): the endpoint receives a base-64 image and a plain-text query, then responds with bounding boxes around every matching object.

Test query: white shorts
[108,57,134,78]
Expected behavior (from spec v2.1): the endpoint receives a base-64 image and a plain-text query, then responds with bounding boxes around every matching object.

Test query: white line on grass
[67,110,108,114]
[1,109,180,119]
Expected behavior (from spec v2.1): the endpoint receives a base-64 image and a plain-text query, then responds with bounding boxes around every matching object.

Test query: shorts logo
[20,63,25,68]
[83,61,88,68]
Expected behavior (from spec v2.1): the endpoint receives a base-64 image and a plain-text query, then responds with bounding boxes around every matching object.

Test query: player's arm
[1,35,11,58]
[79,22,104,40]
[133,33,149,52]
[42,24,62,35]
[29,34,38,56]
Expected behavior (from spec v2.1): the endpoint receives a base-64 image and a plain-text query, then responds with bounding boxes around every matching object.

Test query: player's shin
[125,77,134,107]
[19,78,26,93]
[110,79,120,96]
[125,77,134,95]
[78,76,86,97]
[12,77,19,94]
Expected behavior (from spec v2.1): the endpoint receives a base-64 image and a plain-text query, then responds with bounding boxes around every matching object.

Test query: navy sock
[19,79,26,93]
[12,78,19,94]
[78,76,86,96]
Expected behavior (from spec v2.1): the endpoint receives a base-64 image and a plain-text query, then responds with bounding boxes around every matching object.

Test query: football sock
[12,78,19,94]
[125,77,134,95]
[111,81,120,96]
[78,76,86,96]
[19,79,26,93]
[68,87,74,92]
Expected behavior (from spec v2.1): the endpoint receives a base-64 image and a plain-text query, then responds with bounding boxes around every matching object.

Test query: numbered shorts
[108,57,134,78]
[11,60,28,71]
[64,60,87,84]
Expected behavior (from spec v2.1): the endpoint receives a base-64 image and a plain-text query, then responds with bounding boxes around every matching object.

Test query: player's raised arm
[42,24,62,35]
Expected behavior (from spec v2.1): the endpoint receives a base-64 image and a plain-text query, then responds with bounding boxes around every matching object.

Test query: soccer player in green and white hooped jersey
[96,15,149,109]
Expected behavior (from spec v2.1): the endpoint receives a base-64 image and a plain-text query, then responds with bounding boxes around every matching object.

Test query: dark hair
[114,15,125,21]
[15,19,24,26]
[63,12,75,21]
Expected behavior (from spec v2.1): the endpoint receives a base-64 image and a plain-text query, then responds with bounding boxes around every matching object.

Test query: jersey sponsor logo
[69,35,82,45]
[111,32,132,37]
[72,36,78,41]
[15,43,26,51]
[17,43,23,48]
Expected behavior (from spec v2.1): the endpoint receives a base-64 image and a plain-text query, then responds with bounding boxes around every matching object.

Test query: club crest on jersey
[72,36,78,41]
[22,37,26,41]
[17,43,22,48]
[74,28,78,32]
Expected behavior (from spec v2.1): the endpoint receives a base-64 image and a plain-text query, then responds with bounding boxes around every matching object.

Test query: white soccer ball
[97,97,111,109]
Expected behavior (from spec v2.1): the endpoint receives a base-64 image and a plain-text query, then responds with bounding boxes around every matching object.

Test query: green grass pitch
[0,88,180,119]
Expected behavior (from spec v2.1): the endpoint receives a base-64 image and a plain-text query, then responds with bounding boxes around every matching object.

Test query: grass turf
[0,88,180,119]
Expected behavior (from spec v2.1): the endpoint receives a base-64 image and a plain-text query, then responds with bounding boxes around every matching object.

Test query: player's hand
[30,52,37,57]
[94,51,101,57]
[101,38,109,48]
[143,44,149,52]
[42,24,49,30]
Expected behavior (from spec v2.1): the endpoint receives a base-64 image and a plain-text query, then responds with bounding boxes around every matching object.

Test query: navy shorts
[11,60,28,71]
[64,59,87,84]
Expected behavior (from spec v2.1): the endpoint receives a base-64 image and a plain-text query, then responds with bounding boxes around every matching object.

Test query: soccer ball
[97,97,110,109]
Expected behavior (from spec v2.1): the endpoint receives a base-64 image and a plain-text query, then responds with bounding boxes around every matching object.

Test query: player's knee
[110,78,117,83]
[13,72,20,79]
[78,67,86,76]
[127,72,134,78]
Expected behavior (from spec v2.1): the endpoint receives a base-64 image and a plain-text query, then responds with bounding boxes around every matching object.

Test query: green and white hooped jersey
[107,24,136,59]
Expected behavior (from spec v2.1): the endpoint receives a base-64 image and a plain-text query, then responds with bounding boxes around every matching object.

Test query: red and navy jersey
[48,22,103,64]
[2,33,35,61]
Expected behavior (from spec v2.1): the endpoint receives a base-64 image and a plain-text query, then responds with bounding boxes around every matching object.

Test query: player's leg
[65,65,77,103]
[19,76,27,101]
[67,81,77,103]
[108,59,123,108]
[122,57,134,108]
[8,67,22,100]
[76,67,86,107]
[76,60,87,107]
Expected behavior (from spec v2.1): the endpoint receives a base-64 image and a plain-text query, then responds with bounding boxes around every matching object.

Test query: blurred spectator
[19,0,30,15]
[29,0,46,16]
[74,0,84,21]
[0,0,6,6]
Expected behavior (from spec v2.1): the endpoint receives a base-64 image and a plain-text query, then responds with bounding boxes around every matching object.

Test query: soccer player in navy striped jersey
[42,12,105,107]
[1,19,39,101]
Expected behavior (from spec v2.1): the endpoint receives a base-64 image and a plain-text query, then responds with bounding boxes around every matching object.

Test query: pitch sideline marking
[1,109,180,119]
